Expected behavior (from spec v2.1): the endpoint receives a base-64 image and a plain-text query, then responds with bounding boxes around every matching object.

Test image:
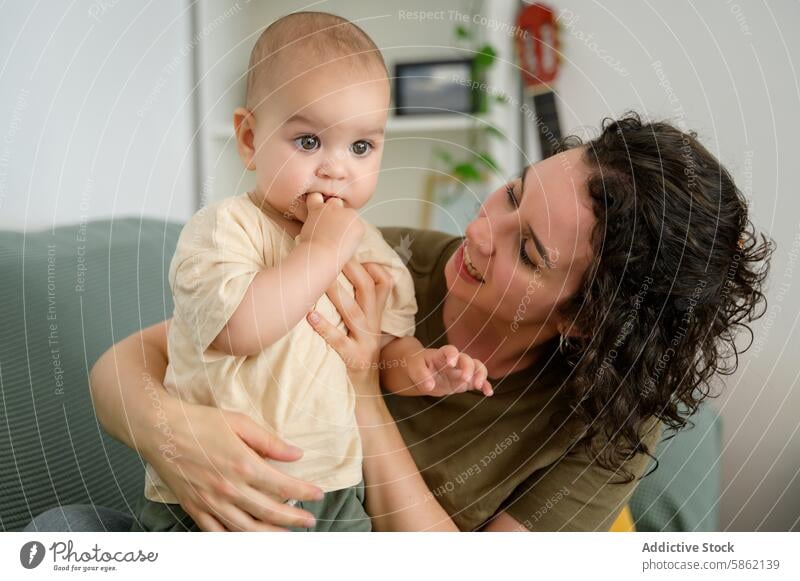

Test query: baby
[136,12,492,532]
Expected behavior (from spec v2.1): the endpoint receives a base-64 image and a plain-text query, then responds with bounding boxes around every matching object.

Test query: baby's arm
[380,337,493,397]
[213,194,363,357]
[212,242,345,356]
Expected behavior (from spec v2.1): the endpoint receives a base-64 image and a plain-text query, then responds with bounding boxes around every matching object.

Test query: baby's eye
[350,140,372,157]
[294,135,320,151]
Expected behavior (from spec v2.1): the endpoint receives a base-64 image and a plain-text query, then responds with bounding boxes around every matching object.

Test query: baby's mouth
[303,192,342,203]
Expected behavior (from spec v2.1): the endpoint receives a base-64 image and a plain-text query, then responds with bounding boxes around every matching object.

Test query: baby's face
[240,62,390,222]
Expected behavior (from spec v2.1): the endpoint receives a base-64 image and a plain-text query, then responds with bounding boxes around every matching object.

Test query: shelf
[386,115,480,134]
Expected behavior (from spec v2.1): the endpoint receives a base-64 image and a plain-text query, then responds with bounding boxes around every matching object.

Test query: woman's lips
[455,243,484,285]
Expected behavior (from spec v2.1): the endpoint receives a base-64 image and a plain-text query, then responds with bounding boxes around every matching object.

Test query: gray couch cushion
[0,218,181,531]
[630,404,722,531]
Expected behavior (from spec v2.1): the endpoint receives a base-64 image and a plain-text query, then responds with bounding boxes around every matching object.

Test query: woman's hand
[305,260,459,531]
[89,321,324,532]
[306,260,394,386]
[145,399,325,531]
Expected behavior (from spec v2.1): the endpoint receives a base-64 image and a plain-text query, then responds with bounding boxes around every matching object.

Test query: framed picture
[393,58,477,116]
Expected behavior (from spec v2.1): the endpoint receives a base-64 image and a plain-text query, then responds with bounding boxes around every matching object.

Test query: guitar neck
[528,89,562,159]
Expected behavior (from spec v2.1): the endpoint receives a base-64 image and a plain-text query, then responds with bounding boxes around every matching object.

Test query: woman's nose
[465,216,493,257]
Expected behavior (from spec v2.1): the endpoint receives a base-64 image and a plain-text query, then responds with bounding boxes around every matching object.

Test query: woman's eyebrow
[520,166,554,269]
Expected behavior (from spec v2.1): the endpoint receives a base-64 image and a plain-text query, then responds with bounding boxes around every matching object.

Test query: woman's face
[444,147,597,337]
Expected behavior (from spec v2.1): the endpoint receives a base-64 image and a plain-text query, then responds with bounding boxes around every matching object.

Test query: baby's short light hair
[245,12,387,110]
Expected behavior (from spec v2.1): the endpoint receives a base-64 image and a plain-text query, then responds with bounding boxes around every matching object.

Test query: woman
[89,113,772,532]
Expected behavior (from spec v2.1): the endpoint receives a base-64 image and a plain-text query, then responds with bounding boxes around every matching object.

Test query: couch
[0,218,722,531]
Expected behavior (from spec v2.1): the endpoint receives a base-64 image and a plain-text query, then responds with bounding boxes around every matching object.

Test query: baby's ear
[233,107,257,171]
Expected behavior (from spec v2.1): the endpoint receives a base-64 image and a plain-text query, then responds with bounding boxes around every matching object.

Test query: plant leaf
[474,44,497,69]
[434,148,454,165]
[455,25,471,39]
[453,162,482,182]
[484,125,506,140]
[475,151,500,172]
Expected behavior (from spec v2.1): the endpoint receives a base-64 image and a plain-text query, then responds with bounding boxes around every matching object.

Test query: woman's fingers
[144,400,319,532]
[192,488,291,532]
[307,310,349,353]
[336,260,393,335]
[238,486,318,529]
[191,510,228,532]
[362,262,393,313]
[342,260,378,315]
[211,501,287,532]
[231,412,304,463]
[251,462,325,504]
[325,278,366,335]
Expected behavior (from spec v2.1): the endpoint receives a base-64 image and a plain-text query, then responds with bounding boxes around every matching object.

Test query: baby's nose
[316,157,347,180]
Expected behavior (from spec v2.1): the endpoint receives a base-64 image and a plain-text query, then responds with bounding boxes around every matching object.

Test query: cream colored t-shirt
[144,194,417,503]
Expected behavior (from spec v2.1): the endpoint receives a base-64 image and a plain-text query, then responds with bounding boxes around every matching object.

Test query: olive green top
[379,227,662,532]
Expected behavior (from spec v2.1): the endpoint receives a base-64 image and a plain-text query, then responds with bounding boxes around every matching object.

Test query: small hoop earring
[559,334,572,353]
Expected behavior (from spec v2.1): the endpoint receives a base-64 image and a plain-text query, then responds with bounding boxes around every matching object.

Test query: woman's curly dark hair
[552,112,774,482]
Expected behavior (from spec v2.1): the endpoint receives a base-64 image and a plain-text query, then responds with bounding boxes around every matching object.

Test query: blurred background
[1,0,798,531]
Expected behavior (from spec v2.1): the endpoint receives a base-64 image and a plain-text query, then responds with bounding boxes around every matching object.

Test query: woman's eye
[350,140,372,156]
[506,184,538,269]
[505,184,519,208]
[294,135,320,151]
[519,239,537,269]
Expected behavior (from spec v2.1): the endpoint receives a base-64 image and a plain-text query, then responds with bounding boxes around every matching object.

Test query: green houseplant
[434,5,507,184]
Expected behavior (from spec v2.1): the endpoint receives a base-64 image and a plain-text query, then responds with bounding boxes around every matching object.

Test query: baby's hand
[406,346,493,397]
[299,193,364,263]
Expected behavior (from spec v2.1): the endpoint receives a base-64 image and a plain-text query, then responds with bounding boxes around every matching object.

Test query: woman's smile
[454,243,485,285]
[463,244,486,282]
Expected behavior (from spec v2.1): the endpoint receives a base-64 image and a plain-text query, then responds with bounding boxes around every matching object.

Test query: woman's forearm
[353,370,459,532]
[89,320,175,456]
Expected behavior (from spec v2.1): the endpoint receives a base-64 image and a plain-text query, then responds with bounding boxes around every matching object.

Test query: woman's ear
[233,107,257,171]
[556,319,584,341]
[554,319,584,354]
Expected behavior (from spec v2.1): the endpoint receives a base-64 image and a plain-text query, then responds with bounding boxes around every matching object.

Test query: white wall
[0,0,197,230]
[548,0,800,531]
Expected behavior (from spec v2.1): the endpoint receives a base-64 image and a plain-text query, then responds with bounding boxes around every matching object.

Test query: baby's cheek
[352,170,380,207]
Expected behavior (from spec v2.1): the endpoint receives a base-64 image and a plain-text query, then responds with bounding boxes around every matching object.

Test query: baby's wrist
[296,239,350,270]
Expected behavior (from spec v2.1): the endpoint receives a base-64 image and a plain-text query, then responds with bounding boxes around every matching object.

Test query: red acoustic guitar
[515,2,562,159]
